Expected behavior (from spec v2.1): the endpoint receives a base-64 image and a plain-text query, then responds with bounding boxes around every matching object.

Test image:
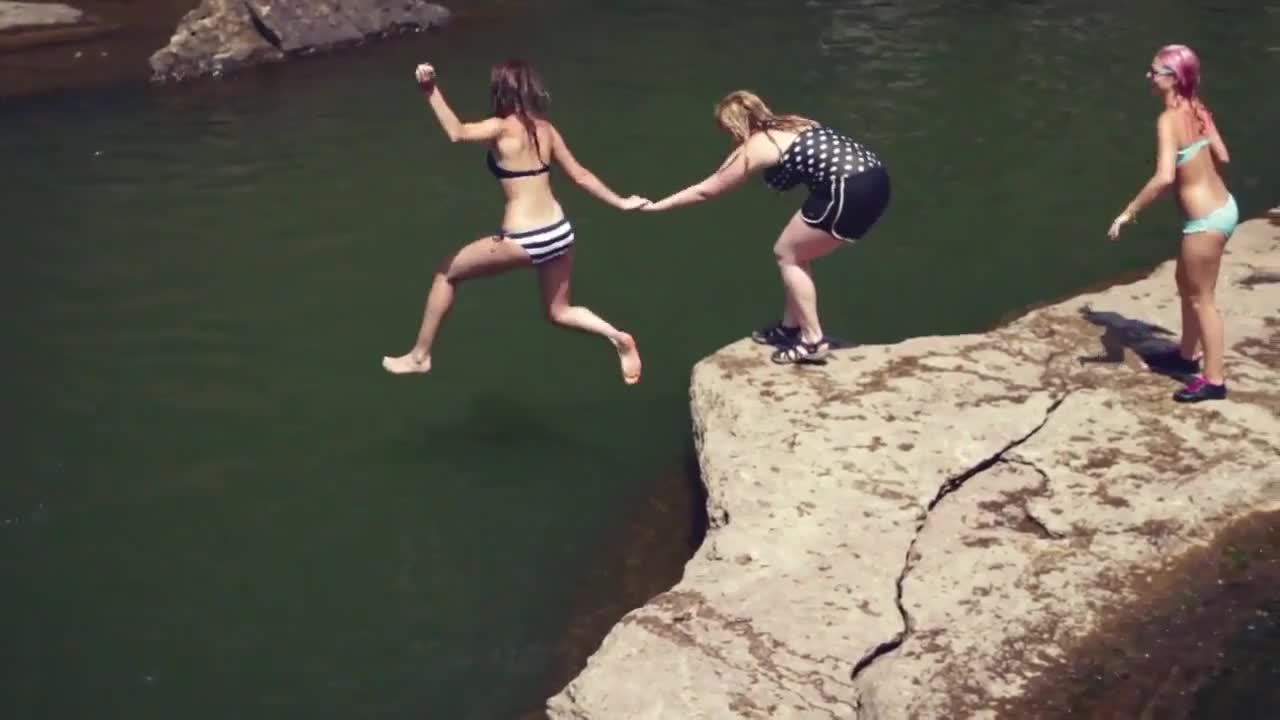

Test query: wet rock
[546,213,1280,718]
[148,0,451,82]
[0,2,113,52]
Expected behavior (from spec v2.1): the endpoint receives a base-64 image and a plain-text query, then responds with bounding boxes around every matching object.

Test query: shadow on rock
[1077,305,1194,381]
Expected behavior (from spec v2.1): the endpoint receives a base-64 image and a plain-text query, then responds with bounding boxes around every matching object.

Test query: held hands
[619,195,652,211]
[1107,211,1132,241]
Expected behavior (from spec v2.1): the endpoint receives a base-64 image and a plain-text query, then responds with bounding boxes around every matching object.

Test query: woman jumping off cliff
[382,60,648,384]
[640,90,891,364]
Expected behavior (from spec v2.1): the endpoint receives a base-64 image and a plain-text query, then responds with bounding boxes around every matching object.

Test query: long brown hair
[714,90,813,143]
[490,59,551,157]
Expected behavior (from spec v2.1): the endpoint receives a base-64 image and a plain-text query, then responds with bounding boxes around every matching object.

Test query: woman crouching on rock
[382,59,648,384]
[641,90,891,364]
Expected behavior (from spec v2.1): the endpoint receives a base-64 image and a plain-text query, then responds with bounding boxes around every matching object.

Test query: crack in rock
[242,1,283,49]
[850,393,1070,682]
[925,395,1068,513]
[1002,456,1064,540]
[1019,504,1061,540]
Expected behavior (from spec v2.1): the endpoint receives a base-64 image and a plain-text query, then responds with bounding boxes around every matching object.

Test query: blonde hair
[714,90,813,143]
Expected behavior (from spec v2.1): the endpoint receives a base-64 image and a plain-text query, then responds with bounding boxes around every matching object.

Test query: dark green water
[2,1,1277,718]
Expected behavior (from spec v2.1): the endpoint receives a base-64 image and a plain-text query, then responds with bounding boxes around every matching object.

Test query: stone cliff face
[547,211,1280,718]
[148,0,451,82]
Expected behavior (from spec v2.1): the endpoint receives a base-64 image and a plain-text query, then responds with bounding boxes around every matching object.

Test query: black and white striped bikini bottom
[499,217,574,265]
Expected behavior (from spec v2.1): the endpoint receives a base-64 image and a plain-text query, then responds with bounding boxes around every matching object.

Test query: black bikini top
[487,149,550,179]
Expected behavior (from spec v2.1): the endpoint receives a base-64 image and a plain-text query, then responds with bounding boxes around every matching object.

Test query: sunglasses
[1146,66,1175,78]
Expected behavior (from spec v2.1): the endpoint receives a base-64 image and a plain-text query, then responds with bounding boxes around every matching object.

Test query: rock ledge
[548,213,1280,718]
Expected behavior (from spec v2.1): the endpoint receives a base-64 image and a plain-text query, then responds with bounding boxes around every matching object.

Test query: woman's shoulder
[493,114,551,129]
[750,123,812,144]
[492,115,556,147]
[1157,106,1199,131]
[530,116,560,139]
[783,115,821,131]
[741,129,796,167]
[743,129,786,153]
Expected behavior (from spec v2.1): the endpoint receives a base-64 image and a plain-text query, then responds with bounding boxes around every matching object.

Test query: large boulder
[148,0,451,82]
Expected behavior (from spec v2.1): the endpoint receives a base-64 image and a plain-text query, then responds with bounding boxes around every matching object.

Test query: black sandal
[751,322,801,346]
[770,338,831,365]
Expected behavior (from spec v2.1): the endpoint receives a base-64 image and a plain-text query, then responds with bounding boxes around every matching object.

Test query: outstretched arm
[414,63,504,143]
[1109,112,1178,239]
[548,124,648,210]
[642,135,767,212]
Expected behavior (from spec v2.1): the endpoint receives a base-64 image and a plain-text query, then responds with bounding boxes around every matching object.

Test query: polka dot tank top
[762,125,883,193]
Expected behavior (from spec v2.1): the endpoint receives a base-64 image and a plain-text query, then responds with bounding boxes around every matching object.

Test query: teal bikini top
[1176,138,1210,166]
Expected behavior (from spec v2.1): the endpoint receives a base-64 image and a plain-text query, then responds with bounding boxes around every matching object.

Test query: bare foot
[613,333,642,385]
[382,351,432,375]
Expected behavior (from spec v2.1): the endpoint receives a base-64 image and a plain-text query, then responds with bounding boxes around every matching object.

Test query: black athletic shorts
[800,165,891,241]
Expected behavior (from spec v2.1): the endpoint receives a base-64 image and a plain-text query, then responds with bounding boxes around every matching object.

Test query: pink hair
[1155,43,1211,133]
[1155,44,1201,97]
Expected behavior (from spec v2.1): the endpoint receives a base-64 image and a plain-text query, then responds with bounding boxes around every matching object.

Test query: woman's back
[490,117,562,229]
[1169,106,1228,217]
[760,123,885,194]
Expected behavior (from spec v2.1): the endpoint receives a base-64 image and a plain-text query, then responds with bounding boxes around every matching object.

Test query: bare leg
[772,212,843,344]
[382,236,531,374]
[778,262,808,328]
[1179,231,1228,383]
[780,271,801,328]
[1174,253,1202,360]
[538,249,641,384]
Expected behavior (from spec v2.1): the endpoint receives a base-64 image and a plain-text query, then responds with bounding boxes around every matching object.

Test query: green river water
[2,1,1277,717]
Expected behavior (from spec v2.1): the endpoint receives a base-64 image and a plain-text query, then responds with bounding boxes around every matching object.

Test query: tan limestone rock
[548,214,1280,718]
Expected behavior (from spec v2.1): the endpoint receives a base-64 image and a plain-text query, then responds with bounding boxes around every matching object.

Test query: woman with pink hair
[1108,44,1237,403]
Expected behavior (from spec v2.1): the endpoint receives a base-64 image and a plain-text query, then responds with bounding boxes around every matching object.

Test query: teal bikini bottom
[1183,194,1238,238]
